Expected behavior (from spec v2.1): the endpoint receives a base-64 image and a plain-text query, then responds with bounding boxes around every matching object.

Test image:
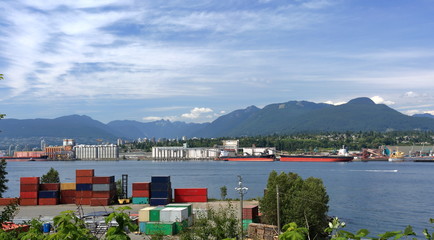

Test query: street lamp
[235,175,248,240]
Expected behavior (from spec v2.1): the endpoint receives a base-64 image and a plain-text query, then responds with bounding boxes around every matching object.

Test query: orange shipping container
[75,198,91,205]
[39,198,58,205]
[76,176,93,184]
[39,183,60,191]
[20,198,38,206]
[90,198,110,206]
[20,177,40,185]
[76,169,94,177]
[75,191,92,198]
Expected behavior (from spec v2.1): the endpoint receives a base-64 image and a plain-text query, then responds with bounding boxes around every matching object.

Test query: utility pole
[235,175,248,240]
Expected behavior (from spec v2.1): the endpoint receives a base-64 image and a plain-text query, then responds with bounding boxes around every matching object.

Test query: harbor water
[5,160,434,237]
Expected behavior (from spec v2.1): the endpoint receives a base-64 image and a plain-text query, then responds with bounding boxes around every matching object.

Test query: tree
[179,202,240,240]
[40,167,60,183]
[47,210,96,240]
[220,185,227,200]
[0,159,9,198]
[260,171,329,239]
[279,222,308,240]
[104,206,137,240]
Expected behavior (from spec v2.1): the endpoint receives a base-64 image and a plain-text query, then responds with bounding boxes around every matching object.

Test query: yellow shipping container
[60,182,76,190]
[138,207,156,222]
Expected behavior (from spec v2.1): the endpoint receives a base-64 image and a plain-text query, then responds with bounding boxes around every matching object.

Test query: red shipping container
[60,197,75,204]
[76,169,94,177]
[20,192,38,199]
[93,176,114,184]
[20,184,39,192]
[92,191,114,198]
[90,198,110,206]
[76,176,93,184]
[60,190,76,197]
[0,198,19,206]
[174,188,208,196]
[39,198,58,205]
[132,190,150,197]
[174,195,207,203]
[76,191,92,198]
[75,198,91,205]
[20,198,38,206]
[20,177,40,185]
[243,205,259,220]
[132,182,151,190]
[39,183,60,191]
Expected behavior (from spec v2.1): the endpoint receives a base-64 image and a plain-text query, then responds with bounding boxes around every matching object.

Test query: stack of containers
[174,188,208,203]
[242,205,260,230]
[132,182,151,204]
[150,176,172,206]
[60,183,76,204]
[38,183,60,205]
[20,177,39,206]
[160,206,190,233]
[75,169,94,205]
[138,207,155,233]
[91,176,116,206]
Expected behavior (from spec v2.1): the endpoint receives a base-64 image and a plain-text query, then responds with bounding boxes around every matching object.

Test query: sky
[1,0,434,124]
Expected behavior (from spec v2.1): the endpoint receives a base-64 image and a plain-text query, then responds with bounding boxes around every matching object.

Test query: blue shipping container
[151,190,171,198]
[139,222,147,233]
[151,182,171,191]
[150,198,171,206]
[39,191,59,199]
[151,176,171,183]
[76,184,93,191]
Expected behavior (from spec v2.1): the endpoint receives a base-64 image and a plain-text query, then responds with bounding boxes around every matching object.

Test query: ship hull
[279,155,353,162]
[0,156,49,162]
[217,155,275,162]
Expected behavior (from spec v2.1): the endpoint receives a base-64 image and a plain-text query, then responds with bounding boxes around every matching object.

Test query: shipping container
[151,176,171,183]
[132,190,150,198]
[138,207,156,222]
[92,191,115,198]
[75,197,91,205]
[150,182,171,191]
[132,197,149,204]
[76,176,93,184]
[20,184,39,192]
[39,183,60,191]
[150,206,165,222]
[92,183,114,192]
[39,191,59,199]
[145,222,175,235]
[76,169,95,177]
[0,198,18,206]
[90,198,110,206]
[165,203,193,216]
[139,222,147,233]
[174,195,207,203]
[20,177,40,185]
[20,192,38,199]
[174,188,207,196]
[242,205,259,220]
[76,191,93,198]
[20,198,38,206]
[160,207,189,222]
[76,184,93,191]
[39,198,58,205]
[92,176,115,184]
[150,198,171,206]
[60,183,76,190]
[132,182,151,191]
[151,190,171,198]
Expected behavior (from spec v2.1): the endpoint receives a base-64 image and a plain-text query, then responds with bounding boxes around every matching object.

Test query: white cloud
[370,96,395,105]
[323,100,346,105]
[181,107,213,119]
[142,116,164,122]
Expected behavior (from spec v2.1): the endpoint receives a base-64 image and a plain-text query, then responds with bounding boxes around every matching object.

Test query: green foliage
[260,171,329,239]
[0,198,19,224]
[104,206,137,240]
[40,167,60,184]
[220,185,227,200]
[423,218,434,240]
[18,218,45,240]
[279,222,309,240]
[0,159,9,198]
[47,210,95,240]
[179,202,240,240]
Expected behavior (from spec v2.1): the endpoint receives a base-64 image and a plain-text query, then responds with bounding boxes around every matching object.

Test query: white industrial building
[74,144,119,160]
[152,146,220,160]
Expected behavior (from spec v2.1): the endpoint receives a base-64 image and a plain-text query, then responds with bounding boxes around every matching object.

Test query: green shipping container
[174,220,189,234]
[145,222,175,235]
[150,206,165,222]
[166,203,192,216]
[242,219,253,230]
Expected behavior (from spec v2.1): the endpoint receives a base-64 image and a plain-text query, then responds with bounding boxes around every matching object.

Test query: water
[5,160,434,237]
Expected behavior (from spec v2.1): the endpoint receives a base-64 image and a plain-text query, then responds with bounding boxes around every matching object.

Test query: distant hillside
[1,97,434,143]
[413,113,434,119]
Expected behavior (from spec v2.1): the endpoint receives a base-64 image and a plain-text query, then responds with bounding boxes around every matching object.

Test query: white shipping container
[159,207,189,222]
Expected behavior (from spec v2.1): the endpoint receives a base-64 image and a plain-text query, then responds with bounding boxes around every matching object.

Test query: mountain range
[1,97,434,144]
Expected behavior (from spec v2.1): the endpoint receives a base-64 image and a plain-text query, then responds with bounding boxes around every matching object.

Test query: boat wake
[350,169,398,173]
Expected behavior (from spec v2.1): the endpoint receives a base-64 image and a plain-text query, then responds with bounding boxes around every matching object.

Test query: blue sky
[1,0,434,124]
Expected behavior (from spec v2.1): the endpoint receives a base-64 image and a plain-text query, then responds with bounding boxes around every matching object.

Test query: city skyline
[1,0,433,124]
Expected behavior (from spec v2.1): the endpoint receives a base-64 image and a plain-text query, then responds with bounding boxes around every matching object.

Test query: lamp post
[235,175,248,240]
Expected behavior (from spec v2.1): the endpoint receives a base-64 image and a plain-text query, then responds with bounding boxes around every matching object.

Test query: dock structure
[151,146,219,161]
